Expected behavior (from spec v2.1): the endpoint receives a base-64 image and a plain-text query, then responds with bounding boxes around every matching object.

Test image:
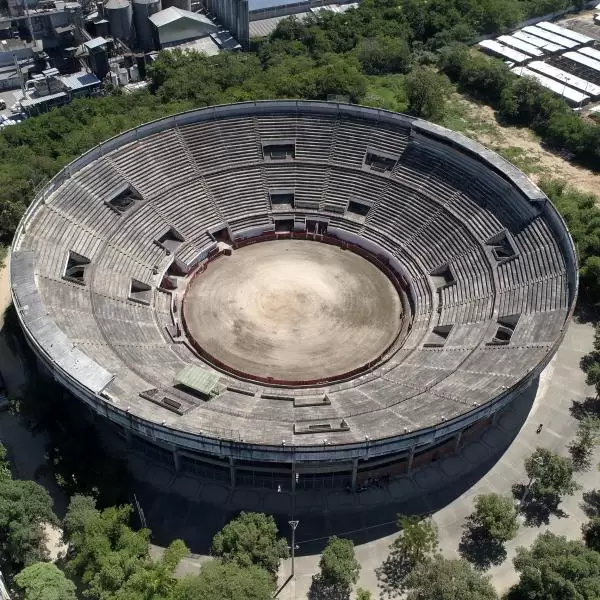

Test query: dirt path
[446,96,600,197]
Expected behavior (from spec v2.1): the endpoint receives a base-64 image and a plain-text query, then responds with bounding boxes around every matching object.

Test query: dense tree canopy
[469,494,519,543]
[318,536,361,592]
[211,512,288,577]
[0,444,58,577]
[405,555,498,600]
[62,496,190,600]
[171,561,274,600]
[391,515,439,567]
[405,67,451,120]
[583,517,600,553]
[508,532,600,600]
[524,448,578,506]
[13,562,77,600]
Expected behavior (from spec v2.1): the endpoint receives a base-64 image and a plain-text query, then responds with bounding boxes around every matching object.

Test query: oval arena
[10,101,577,492]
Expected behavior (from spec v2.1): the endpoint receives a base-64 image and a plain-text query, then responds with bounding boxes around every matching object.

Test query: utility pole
[289,520,299,578]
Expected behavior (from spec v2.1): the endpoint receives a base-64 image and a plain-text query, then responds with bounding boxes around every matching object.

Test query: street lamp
[289,520,299,578]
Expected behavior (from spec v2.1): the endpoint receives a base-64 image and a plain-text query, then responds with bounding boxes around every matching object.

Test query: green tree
[0,474,58,576]
[469,493,518,542]
[357,35,411,75]
[0,442,10,481]
[115,538,189,600]
[356,588,372,600]
[405,555,498,600]
[64,503,152,600]
[524,448,578,507]
[318,536,360,592]
[62,494,98,542]
[405,67,451,121]
[569,417,600,471]
[211,512,288,577]
[390,515,439,567]
[459,493,518,570]
[14,562,77,600]
[508,532,600,600]
[582,517,600,552]
[171,560,274,600]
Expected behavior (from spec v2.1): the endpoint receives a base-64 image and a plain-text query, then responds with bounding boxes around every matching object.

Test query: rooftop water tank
[105,0,134,42]
[132,0,161,51]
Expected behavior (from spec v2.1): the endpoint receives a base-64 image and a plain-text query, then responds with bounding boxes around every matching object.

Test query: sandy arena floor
[183,240,403,382]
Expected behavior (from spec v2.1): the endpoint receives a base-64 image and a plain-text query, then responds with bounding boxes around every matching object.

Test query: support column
[123,427,132,447]
[492,409,500,426]
[407,445,416,474]
[291,460,297,493]
[228,456,236,489]
[454,430,463,452]
[172,448,181,472]
[351,458,358,490]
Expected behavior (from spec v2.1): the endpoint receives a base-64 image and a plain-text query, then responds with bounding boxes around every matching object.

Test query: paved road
[275,320,596,598]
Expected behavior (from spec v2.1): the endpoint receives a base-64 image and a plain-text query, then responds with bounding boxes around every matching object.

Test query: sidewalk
[273,320,595,598]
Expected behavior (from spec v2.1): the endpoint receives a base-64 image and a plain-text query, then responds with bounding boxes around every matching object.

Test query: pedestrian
[536,423,543,434]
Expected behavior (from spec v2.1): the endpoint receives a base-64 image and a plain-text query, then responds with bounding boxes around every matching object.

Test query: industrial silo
[133,0,161,51]
[105,0,134,42]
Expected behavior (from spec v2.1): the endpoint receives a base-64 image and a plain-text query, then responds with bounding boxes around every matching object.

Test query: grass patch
[493,146,545,175]
[438,93,499,139]
[362,74,407,112]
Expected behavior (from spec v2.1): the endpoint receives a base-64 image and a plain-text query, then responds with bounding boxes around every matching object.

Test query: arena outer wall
[10,101,578,491]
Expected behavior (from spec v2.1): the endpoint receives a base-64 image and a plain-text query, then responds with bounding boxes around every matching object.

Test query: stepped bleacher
[11,101,576,459]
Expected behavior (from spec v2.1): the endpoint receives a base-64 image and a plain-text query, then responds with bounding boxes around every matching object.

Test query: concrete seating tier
[11,102,575,450]
[178,118,261,174]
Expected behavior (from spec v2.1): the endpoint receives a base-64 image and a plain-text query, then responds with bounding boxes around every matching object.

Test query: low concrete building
[20,68,100,115]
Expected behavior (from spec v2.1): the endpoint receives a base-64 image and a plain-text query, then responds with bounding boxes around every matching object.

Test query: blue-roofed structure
[248,0,306,11]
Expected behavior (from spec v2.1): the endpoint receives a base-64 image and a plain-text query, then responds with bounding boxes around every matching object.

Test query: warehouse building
[149,6,218,47]
[201,0,355,46]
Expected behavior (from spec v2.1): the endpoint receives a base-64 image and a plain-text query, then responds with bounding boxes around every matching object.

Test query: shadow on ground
[124,377,539,555]
[375,552,411,598]
[307,575,350,600]
[511,484,569,527]
[458,524,507,571]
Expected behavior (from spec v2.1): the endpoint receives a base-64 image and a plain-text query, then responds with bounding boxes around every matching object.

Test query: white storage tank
[105,0,134,42]
[118,67,129,85]
[129,63,139,81]
[133,0,161,51]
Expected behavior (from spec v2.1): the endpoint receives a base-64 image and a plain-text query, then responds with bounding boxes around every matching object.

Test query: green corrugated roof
[174,365,219,397]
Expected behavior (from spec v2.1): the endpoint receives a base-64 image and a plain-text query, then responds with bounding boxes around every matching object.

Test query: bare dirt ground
[446,95,600,198]
[185,240,402,381]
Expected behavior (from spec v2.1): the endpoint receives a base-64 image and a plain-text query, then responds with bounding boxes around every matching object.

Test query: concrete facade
[9,101,578,493]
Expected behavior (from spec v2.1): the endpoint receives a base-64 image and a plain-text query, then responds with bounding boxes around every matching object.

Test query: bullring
[10,100,577,492]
